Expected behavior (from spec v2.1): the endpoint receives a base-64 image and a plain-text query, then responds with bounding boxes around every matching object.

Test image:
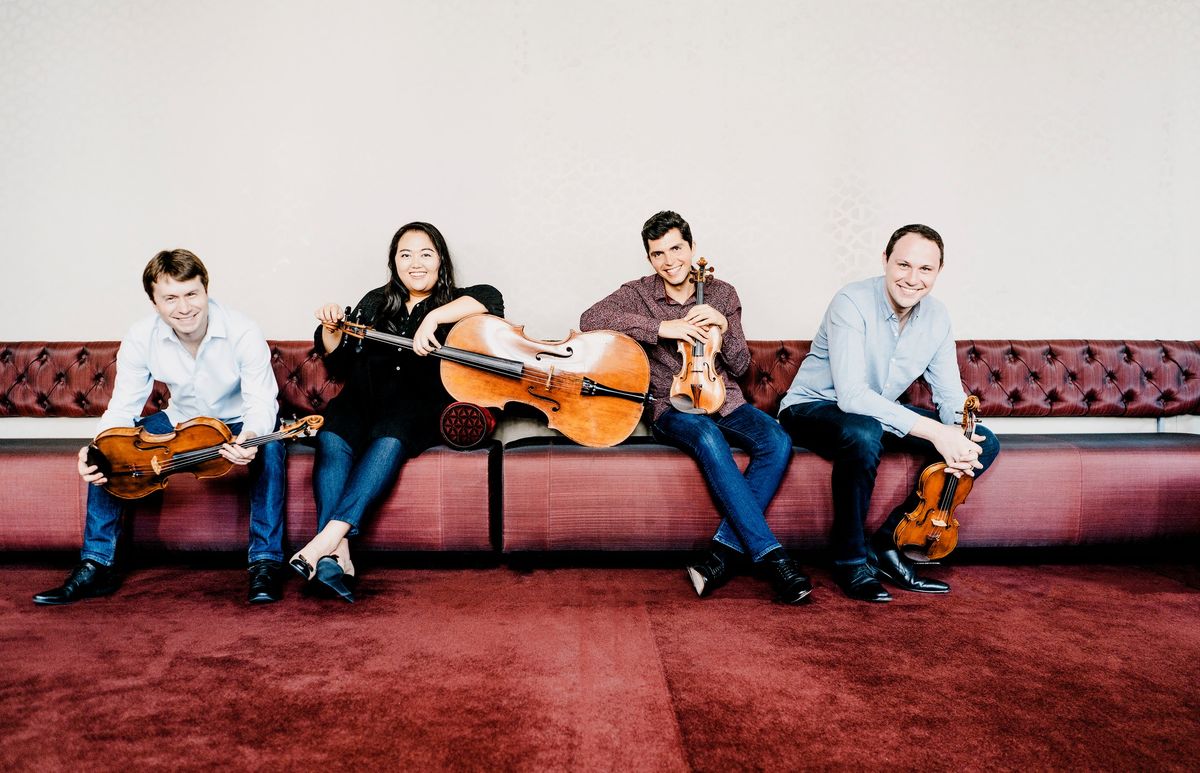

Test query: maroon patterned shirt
[579,273,750,422]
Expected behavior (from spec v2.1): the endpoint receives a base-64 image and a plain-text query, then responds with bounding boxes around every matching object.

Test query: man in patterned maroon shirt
[580,211,810,604]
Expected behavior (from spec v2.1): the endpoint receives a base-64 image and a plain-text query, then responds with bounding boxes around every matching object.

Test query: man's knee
[837,415,885,463]
[975,426,1001,474]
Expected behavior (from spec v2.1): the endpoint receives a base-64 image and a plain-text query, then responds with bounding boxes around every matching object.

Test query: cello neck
[355,328,525,379]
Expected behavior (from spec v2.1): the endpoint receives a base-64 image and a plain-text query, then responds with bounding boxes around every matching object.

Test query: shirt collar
[646,273,695,306]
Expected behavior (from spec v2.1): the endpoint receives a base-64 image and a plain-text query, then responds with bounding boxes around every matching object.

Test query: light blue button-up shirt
[97,299,279,437]
[779,276,966,436]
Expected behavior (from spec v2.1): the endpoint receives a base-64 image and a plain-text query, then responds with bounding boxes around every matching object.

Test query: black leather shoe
[867,545,950,594]
[832,562,892,602]
[686,550,734,598]
[32,560,121,605]
[248,559,284,604]
[758,556,813,605]
[315,556,355,603]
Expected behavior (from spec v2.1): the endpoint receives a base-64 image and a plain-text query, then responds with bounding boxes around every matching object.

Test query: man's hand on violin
[937,428,984,478]
[659,306,726,346]
[220,431,258,465]
[76,445,107,486]
[685,304,728,333]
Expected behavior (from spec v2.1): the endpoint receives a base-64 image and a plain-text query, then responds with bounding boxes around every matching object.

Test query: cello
[335,314,651,448]
[86,415,323,500]
[893,395,981,561]
[668,257,726,415]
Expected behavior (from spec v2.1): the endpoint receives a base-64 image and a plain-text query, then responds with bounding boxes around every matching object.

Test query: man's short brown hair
[142,249,209,301]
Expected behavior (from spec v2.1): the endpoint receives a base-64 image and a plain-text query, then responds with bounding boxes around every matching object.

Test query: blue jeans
[312,431,408,538]
[81,411,287,567]
[779,401,1001,565]
[652,404,792,561]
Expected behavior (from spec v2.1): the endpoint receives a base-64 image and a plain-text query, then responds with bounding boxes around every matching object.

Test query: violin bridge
[931,518,948,528]
[151,455,163,476]
[545,366,555,390]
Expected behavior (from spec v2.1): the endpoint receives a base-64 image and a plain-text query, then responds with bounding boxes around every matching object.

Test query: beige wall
[1,1,1197,438]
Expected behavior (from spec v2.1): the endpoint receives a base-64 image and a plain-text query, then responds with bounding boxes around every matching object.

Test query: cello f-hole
[525,388,562,412]
[535,346,574,361]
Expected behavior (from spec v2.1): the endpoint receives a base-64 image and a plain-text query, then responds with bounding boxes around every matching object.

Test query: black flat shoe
[832,562,892,603]
[32,560,121,606]
[248,559,284,604]
[315,556,355,603]
[289,553,315,581]
[867,545,950,594]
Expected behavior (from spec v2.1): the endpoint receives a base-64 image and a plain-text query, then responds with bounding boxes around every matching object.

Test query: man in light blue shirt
[779,225,1000,602]
[33,250,288,606]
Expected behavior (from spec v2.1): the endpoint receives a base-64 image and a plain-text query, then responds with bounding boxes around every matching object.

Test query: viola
[893,395,981,561]
[669,257,726,414]
[87,415,323,500]
[335,313,651,448]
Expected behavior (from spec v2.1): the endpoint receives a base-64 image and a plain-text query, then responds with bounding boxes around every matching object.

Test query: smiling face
[646,228,696,291]
[151,275,209,344]
[394,229,442,298]
[882,232,942,318]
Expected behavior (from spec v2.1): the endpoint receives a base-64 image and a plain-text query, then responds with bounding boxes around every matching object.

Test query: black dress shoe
[686,550,734,598]
[248,559,284,604]
[832,562,892,602]
[758,556,813,605]
[315,556,355,603]
[32,560,121,605]
[867,545,950,594]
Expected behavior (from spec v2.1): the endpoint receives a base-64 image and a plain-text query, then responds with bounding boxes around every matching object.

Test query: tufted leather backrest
[4,339,1199,421]
[0,341,340,419]
[739,340,1200,418]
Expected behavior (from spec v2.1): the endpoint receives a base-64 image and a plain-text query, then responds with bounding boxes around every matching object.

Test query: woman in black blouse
[290,222,503,601]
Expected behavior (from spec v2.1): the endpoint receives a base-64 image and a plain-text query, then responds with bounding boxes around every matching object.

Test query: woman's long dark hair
[377,221,458,331]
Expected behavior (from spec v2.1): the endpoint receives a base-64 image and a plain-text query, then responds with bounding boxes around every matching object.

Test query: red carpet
[1,560,1197,771]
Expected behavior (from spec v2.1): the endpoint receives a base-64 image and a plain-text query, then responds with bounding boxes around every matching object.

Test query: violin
[669,258,726,415]
[86,415,323,500]
[336,313,651,448]
[893,395,981,561]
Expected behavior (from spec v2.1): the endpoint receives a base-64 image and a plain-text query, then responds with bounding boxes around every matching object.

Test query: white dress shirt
[96,299,279,437]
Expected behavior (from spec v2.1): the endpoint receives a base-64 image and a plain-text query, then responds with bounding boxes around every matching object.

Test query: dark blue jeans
[779,401,1000,565]
[652,404,792,561]
[81,411,287,567]
[312,431,408,538]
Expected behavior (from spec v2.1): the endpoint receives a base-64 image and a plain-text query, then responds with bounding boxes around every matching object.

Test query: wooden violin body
[87,415,323,500]
[893,396,980,561]
[336,314,651,448]
[669,258,726,415]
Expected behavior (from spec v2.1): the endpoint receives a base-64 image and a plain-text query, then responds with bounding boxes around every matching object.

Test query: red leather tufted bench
[3,339,1199,554]
[501,340,1200,551]
[0,341,496,552]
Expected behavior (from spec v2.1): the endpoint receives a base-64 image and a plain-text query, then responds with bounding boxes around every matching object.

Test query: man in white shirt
[779,225,1000,602]
[33,249,288,605]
